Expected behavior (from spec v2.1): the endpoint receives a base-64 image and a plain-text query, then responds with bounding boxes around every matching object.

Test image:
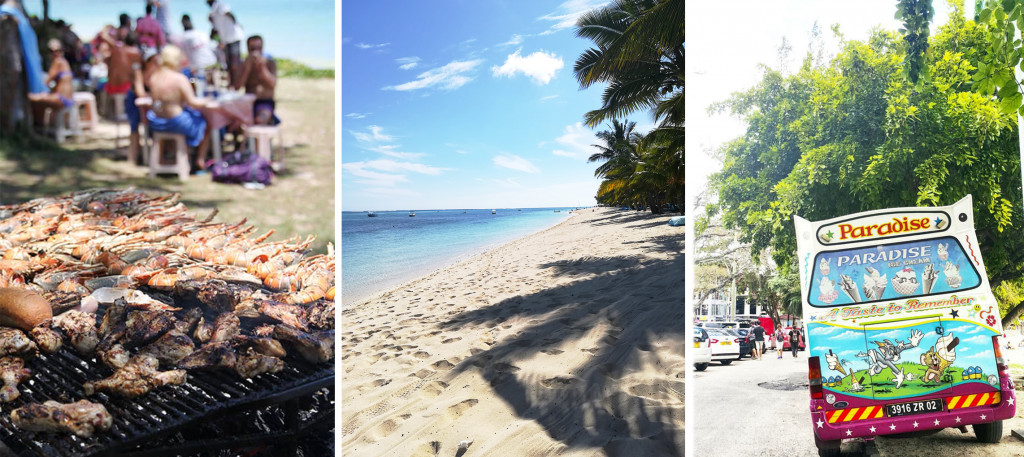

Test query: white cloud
[370,145,426,160]
[541,95,559,101]
[342,159,445,188]
[455,150,469,155]
[346,112,369,119]
[384,60,483,91]
[491,49,563,85]
[551,122,599,159]
[538,0,608,35]
[350,125,394,143]
[355,42,390,49]
[493,155,540,173]
[499,34,525,47]
[396,56,420,70]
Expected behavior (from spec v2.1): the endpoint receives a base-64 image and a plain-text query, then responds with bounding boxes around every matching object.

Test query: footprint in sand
[431,359,455,371]
[372,413,413,439]
[420,380,449,399]
[370,378,391,388]
[541,348,565,355]
[412,350,431,359]
[541,376,577,388]
[441,337,461,344]
[410,368,435,379]
[447,399,479,419]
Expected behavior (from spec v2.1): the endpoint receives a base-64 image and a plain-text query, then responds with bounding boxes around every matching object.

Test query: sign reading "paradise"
[816,211,949,244]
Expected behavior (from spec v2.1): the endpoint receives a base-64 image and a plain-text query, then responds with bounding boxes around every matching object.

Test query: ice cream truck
[794,196,1016,457]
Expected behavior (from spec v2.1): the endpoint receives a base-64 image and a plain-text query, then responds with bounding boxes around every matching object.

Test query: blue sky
[341,0,641,211]
[29,0,335,68]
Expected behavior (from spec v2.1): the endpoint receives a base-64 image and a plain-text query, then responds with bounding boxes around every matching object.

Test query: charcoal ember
[124,310,174,347]
[306,299,334,330]
[42,290,81,315]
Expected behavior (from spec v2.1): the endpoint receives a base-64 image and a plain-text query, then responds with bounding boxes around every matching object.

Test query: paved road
[693,350,1024,456]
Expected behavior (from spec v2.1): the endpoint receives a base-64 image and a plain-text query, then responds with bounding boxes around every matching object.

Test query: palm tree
[574,0,683,128]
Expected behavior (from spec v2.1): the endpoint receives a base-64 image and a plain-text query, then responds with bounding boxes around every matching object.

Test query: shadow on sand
[440,216,685,456]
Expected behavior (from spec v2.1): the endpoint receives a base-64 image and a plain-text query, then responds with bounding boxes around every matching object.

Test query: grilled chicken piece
[124,310,174,347]
[234,347,284,378]
[83,354,186,398]
[273,324,334,363]
[98,299,127,338]
[97,342,129,370]
[177,341,237,371]
[173,307,203,335]
[0,357,31,402]
[29,321,62,354]
[41,291,81,316]
[306,299,334,330]
[52,311,99,355]
[138,330,195,366]
[0,328,39,358]
[232,334,286,358]
[259,302,308,330]
[12,400,112,438]
[211,312,240,343]
[196,279,236,313]
[253,324,274,337]
[193,317,214,343]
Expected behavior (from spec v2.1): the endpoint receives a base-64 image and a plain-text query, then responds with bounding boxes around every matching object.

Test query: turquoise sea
[341,208,575,304]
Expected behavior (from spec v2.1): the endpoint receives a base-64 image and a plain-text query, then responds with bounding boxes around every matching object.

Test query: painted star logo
[913,421,919,428]
[810,316,817,321]
[933,419,941,426]
[869,426,876,433]
[1009,398,1015,406]
[950,310,959,318]
[846,429,852,437]
[825,230,834,240]
[980,414,987,420]
[890,424,897,431]
[817,419,824,429]
[935,217,944,228]
[955,416,962,423]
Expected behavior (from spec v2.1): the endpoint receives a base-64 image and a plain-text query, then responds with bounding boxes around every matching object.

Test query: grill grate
[0,347,333,457]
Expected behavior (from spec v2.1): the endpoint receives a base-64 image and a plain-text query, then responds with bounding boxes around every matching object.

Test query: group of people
[27,0,278,172]
[747,322,803,360]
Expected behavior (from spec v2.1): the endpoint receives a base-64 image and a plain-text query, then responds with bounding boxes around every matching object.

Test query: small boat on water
[367,211,378,217]
[491,209,496,214]
[409,211,415,217]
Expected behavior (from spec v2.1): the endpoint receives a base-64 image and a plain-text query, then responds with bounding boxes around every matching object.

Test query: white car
[693,327,712,371]
[705,328,740,365]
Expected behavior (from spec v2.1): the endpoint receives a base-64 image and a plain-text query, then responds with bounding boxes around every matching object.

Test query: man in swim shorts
[235,35,278,126]
[146,45,212,170]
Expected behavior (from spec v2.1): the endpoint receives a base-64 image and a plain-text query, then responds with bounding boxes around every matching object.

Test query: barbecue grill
[0,348,334,456]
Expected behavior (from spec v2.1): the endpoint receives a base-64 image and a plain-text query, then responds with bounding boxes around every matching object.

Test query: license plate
[720,342,732,345]
[885,399,943,417]
[693,342,702,348]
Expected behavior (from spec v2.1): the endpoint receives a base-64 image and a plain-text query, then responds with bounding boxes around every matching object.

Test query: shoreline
[342,211,575,307]
[341,207,685,456]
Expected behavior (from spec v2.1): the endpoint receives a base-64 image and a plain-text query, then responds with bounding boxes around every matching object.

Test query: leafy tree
[711,16,1024,325]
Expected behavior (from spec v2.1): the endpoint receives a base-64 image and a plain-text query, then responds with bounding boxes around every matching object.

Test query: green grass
[274,58,334,79]
[825,362,993,398]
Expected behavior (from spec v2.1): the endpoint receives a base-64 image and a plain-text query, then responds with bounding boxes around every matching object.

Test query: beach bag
[210,150,273,185]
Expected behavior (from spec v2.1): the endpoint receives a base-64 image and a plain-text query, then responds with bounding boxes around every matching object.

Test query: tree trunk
[42,0,47,23]
[0,14,30,135]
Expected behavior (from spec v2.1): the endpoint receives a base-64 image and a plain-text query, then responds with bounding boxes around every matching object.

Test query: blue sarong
[147,107,206,147]
[0,5,46,94]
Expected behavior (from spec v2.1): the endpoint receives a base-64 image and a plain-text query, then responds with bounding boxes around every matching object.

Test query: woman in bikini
[28,39,76,127]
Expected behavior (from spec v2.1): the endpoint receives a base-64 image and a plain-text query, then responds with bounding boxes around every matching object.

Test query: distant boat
[491,209,496,214]
[409,211,415,217]
[554,210,560,212]
[367,211,377,217]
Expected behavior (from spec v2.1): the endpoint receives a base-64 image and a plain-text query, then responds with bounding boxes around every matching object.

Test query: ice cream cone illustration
[891,267,919,295]
[944,261,961,288]
[862,266,887,300]
[839,274,861,303]
[937,243,948,261]
[922,264,938,294]
[818,277,839,304]
[825,349,847,376]
[935,333,958,374]
[820,258,831,276]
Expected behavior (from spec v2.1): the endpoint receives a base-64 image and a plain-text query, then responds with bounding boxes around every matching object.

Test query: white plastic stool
[149,132,190,181]
[246,125,281,166]
[43,105,80,143]
[73,92,98,131]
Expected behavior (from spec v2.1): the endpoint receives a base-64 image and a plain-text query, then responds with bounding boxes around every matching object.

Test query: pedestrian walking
[789,326,802,358]
[751,321,765,360]
[774,327,785,359]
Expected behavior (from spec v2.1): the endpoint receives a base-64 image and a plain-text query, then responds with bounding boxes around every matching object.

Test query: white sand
[341,207,685,456]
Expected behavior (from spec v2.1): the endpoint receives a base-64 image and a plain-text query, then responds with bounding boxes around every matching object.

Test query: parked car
[732,328,752,359]
[705,328,740,365]
[703,321,751,330]
[693,327,712,371]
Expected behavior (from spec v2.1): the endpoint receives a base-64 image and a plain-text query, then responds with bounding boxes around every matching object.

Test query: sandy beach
[341,207,685,456]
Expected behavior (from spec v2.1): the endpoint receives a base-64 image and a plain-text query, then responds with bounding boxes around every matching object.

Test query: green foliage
[711,17,1024,302]
[896,0,936,82]
[273,58,334,79]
